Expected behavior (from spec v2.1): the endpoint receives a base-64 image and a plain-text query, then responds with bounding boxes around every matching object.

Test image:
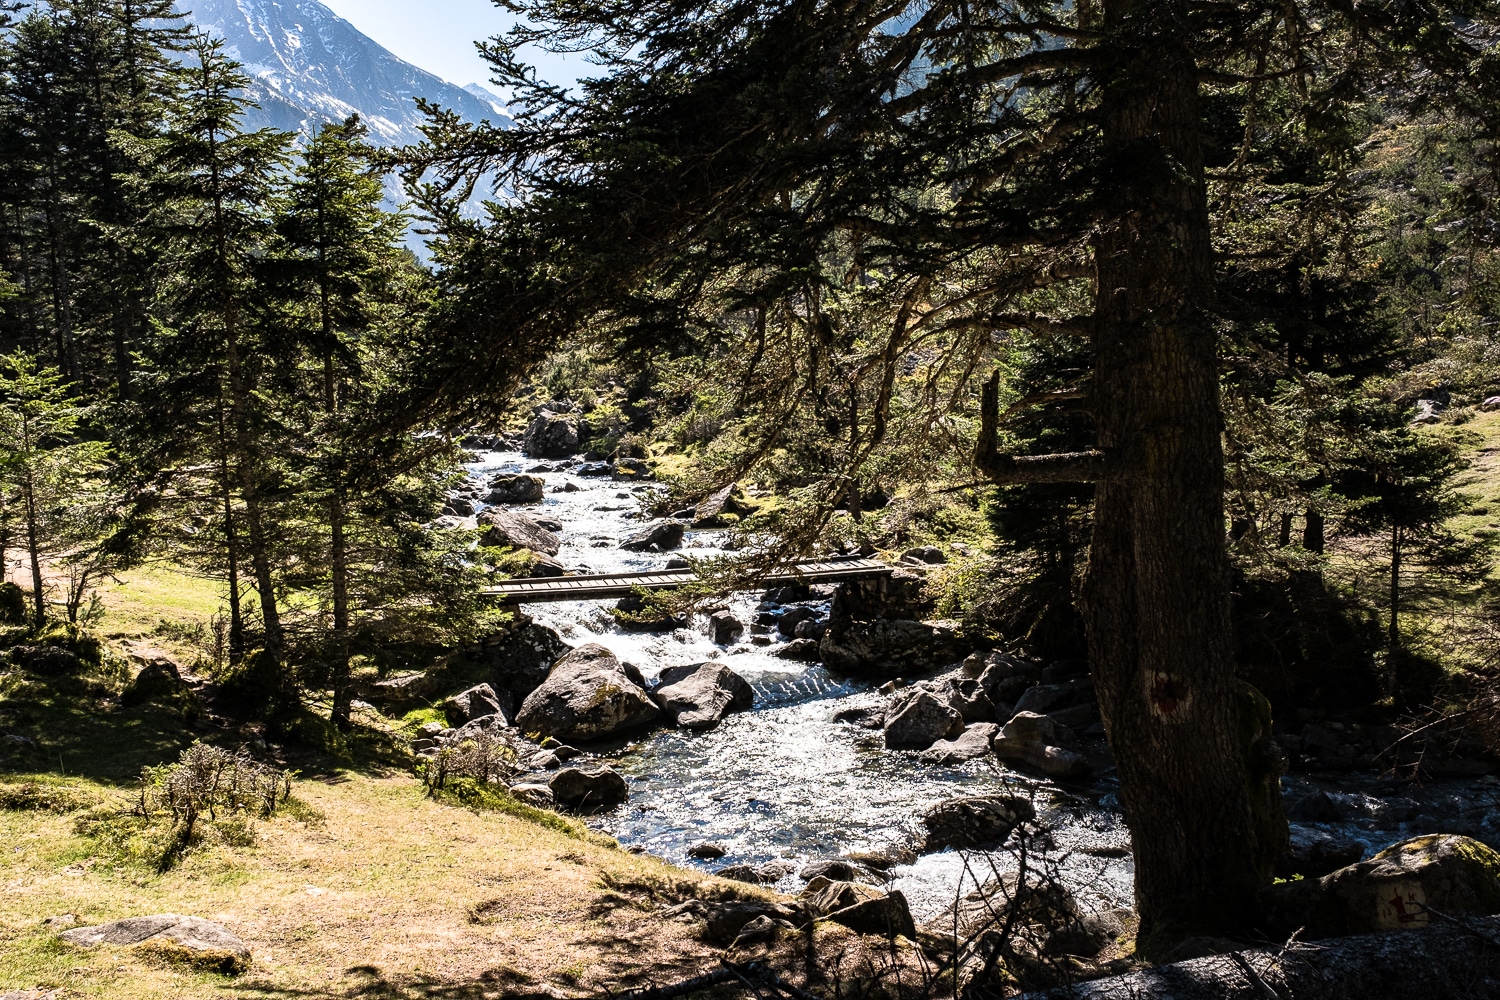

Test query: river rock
[993,711,1088,778]
[527,553,568,577]
[661,898,804,946]
[800,859,860,882]
[515,643,660,741]
[443,683,505,728]
[365,669,443,708]
[485,474,545,504]
[693,483,757,527]
[687,842,727,860]
[522,409,580,457]
[612,457,652,481]
[614,591,687,631]
[508,782,554,808]
[478,509,561,555]
[902,546,946,564]
[653,662,754,729]
[1013,683,1071,715]
[60,914,250,973]
[469,622,572,715]
[883,690,964,749]
[921,794,1035,852]
[444,495,475,516]
[1261,834,1500,938]
[620,521,685,551]
[707,610,744,644]
[776,606,820,637]
[805,880,916,939]
[919,722,999,765]
[775,638,822,661]
[821,618,962,678]
[548,764,628,810]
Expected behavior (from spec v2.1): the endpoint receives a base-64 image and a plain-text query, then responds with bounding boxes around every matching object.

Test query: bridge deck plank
[482,558,892,603]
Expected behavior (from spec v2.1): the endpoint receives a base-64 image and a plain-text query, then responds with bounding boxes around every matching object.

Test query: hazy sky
[320,0,584,94]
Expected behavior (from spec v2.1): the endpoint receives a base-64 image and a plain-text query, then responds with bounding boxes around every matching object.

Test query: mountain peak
[183,0,512,145]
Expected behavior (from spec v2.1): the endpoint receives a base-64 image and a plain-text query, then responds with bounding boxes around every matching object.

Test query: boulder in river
[612,457,652,481]
[515,643,660,741]
[548,764,628,810]
[776,606,820,638]
[478,509,561,555]
[60,914,250,973]
[821,618,962,678]
[883,690,964,749]
[707,610,743,644]
[527,553,568,577]
[692,482,757,527]
[485,473,545,504]
[775,638,822,661]
[620,521,685,551]
[653,662,754,730]
[443,683,506,728]
[1261,833,1500,938]
[919,722,999,765]
[522,409,580,457]
[992,711,1088,778]
[920,794,1035,852]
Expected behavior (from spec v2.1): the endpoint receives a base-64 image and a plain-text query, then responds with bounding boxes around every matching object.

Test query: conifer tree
[0,351,106,628]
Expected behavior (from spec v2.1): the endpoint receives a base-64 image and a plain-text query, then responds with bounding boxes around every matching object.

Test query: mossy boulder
[515,643,658,741]
[1262,834,1500,938]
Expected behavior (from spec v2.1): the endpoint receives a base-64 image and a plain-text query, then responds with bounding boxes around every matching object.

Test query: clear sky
[320,0,584,96]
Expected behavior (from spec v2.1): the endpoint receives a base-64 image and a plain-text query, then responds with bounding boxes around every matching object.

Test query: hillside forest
[3,0,1500,998]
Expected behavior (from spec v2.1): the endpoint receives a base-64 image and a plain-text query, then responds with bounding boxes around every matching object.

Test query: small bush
[139,742,292,837]
[418,727,520,794]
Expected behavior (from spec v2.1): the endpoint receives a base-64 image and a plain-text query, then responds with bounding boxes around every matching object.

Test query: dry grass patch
[0,772,742,998]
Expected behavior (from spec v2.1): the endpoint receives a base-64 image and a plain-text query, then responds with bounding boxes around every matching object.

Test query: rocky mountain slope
[184,0,511,144]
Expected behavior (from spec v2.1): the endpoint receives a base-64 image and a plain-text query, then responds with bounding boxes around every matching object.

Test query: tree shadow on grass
[230,964,571,1000]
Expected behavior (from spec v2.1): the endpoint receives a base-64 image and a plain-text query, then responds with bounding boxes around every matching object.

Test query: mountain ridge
[181,0,511,146]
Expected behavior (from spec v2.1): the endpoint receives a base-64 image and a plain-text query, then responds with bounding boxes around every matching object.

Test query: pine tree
[0,351,106,628]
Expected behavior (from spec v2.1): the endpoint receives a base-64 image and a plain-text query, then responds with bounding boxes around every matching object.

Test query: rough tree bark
[976,0,1286,956]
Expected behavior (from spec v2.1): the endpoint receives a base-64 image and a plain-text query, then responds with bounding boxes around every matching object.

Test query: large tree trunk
[1079,0,1282,957]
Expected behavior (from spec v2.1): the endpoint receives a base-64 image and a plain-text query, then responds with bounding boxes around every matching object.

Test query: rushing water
[464,449,1500,924]
[465,449,1136,920]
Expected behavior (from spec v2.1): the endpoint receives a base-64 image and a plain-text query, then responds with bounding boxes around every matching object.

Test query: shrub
[0,582,26,624]
[418,727,520,794]
[139,742,292,839]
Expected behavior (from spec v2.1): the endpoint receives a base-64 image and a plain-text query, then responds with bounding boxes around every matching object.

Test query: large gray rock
[993,711,1088,778]
[620,521,685,551]
[121,657,192,707]
[692,483,756,528]
[485,473,545,504]
[884,690,964,749]
[522,410,580,457]
[548,764,628,810]
[478,509,561,555]
[60,914,250,973]
[921,794,1035,852]
[820,618,962,678]
[1261,834,1500,938]
[515,643,660,741]
[471,622,571,715]
[707,610,743,645]
[919,722,999,765]
[443,683,505,728]
[654,662,754,730]
[804,880,916,939]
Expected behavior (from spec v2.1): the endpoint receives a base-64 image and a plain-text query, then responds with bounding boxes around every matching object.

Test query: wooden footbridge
[482,556,892,603]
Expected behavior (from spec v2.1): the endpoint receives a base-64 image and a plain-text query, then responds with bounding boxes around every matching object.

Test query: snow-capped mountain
[182,0,511,145]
